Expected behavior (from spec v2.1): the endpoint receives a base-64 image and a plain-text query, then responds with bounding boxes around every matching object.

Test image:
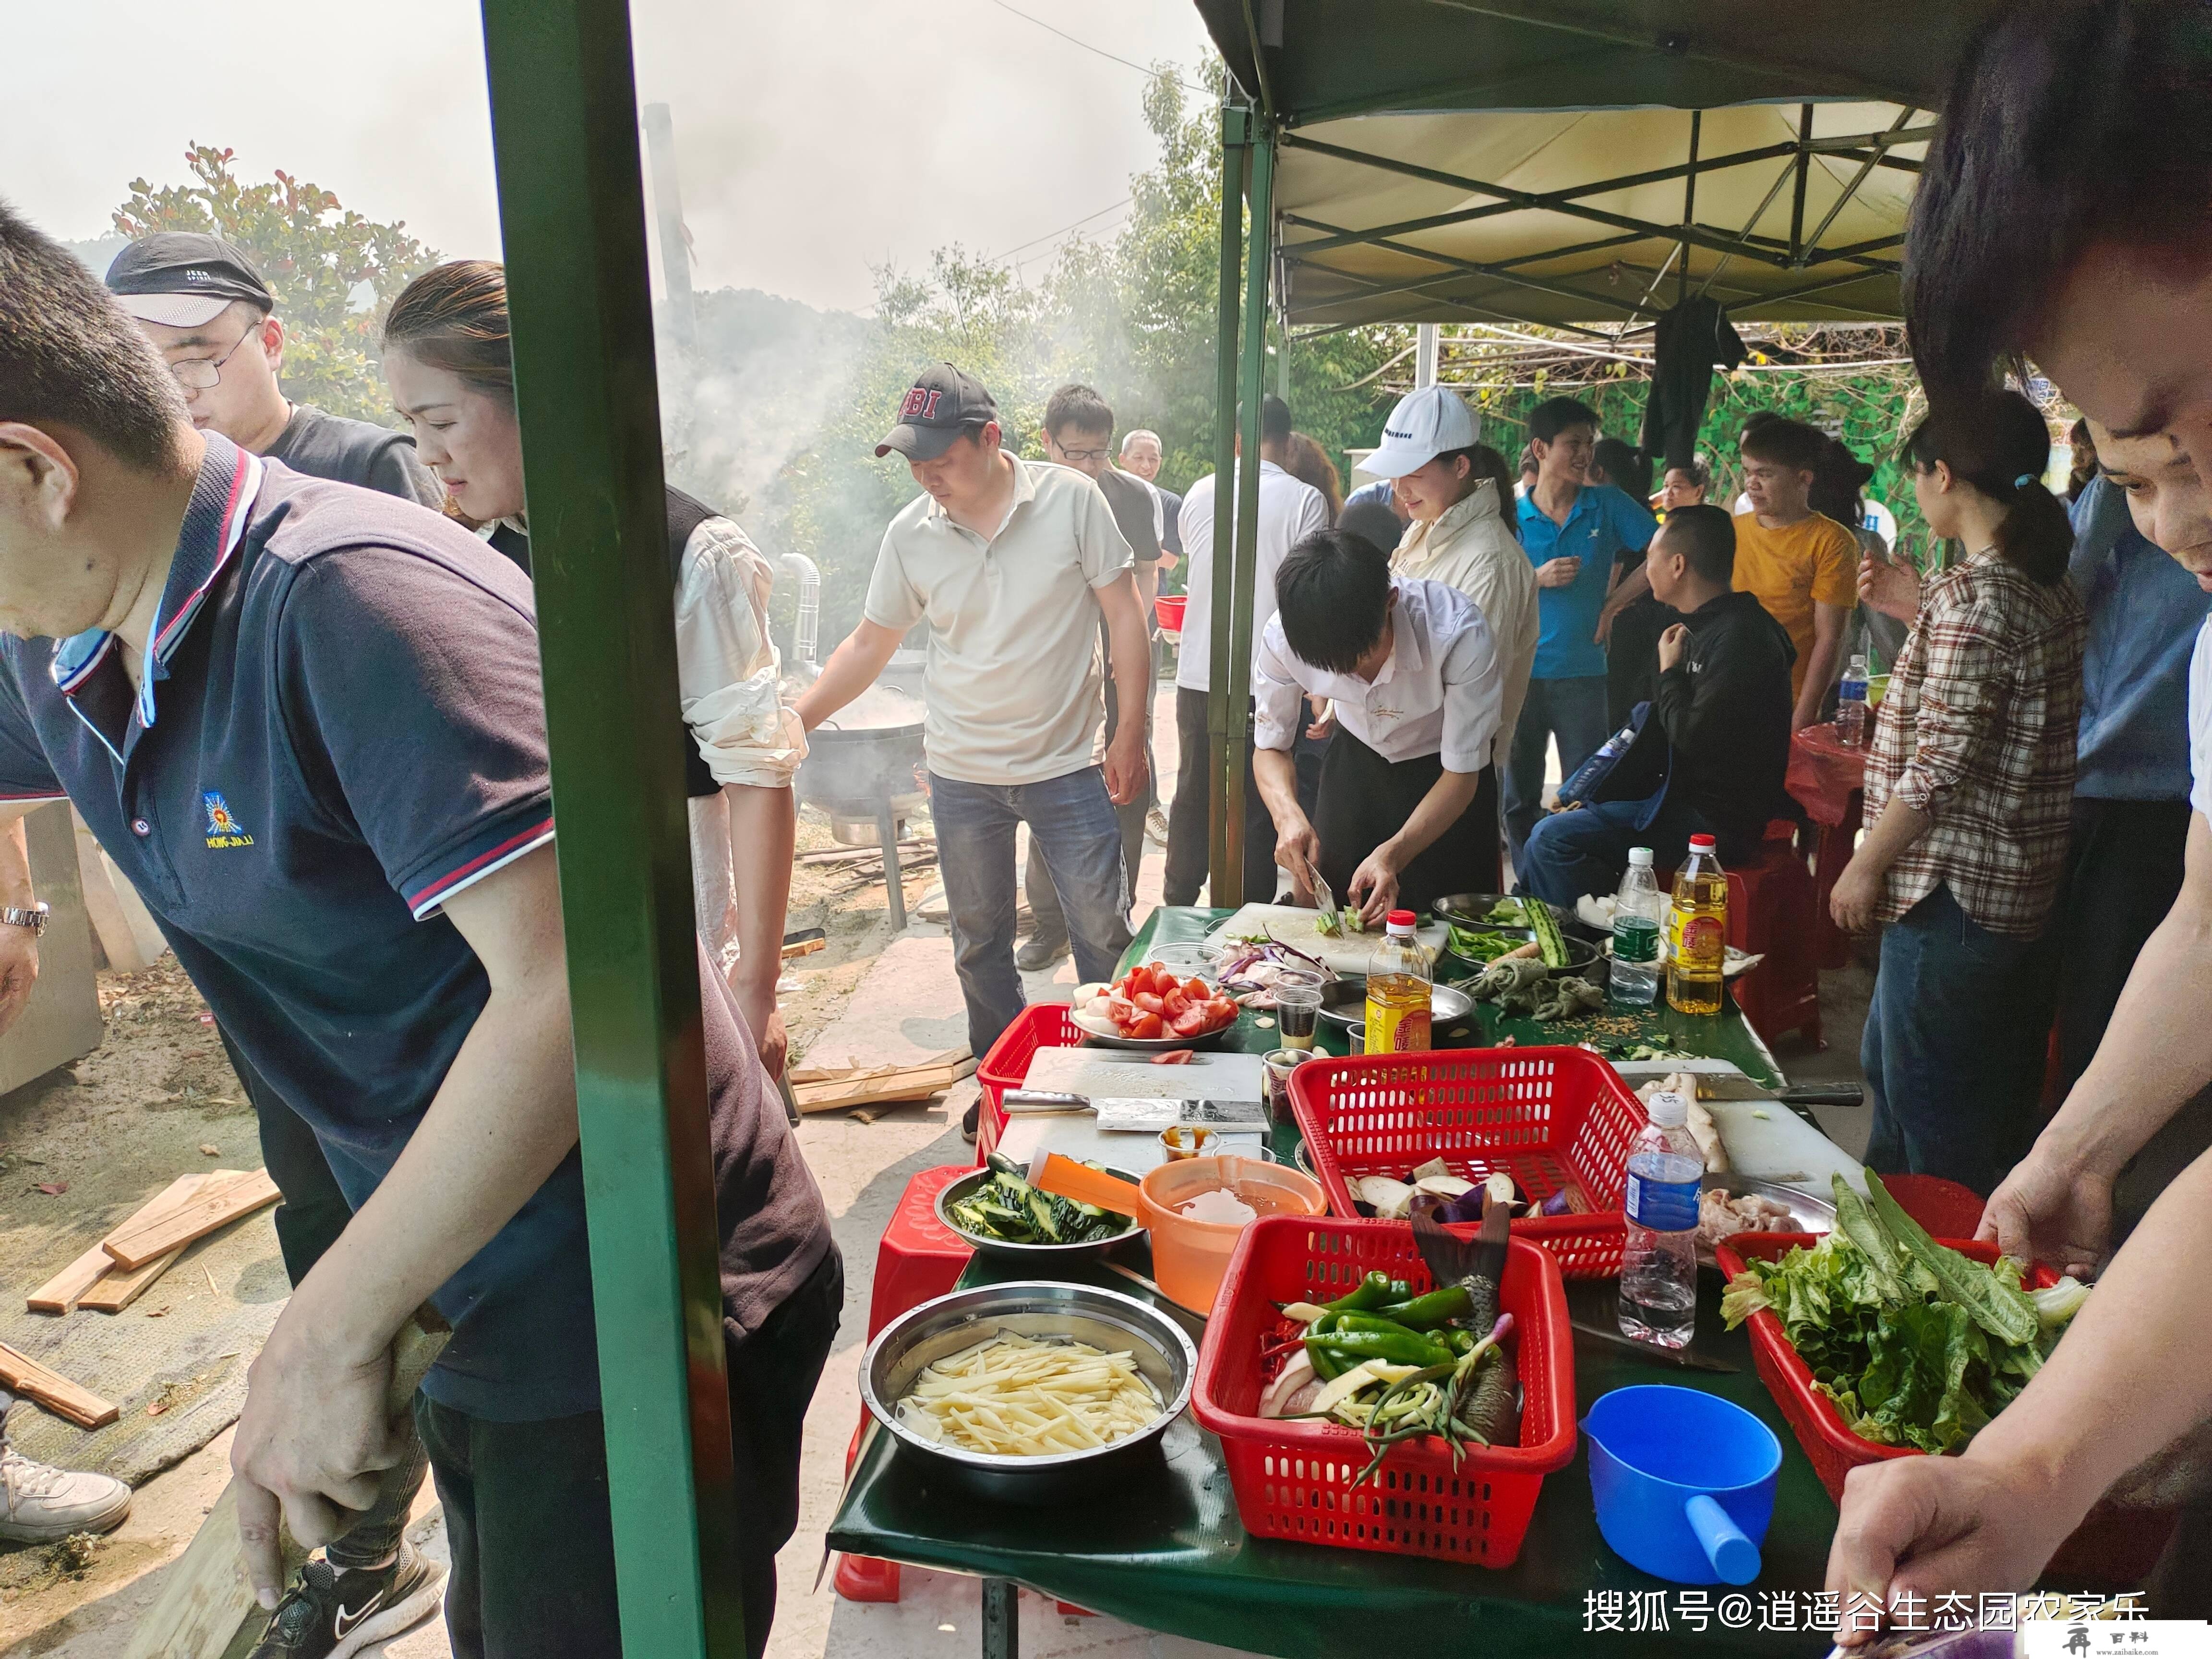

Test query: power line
[988,196,1133,264]
[984,0,1212,93]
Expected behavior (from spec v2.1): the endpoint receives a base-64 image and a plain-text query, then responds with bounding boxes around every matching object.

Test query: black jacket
[1652,589,1796,844]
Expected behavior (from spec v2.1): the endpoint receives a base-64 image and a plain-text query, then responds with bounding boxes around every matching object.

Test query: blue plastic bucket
[1583,1385,1782,1585]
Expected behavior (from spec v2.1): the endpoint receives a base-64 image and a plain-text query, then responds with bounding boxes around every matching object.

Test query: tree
[112,144,439,424]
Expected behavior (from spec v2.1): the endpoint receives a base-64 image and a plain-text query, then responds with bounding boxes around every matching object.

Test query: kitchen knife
[1611,1058,1863,1108]
[1569,1317,1740,1374]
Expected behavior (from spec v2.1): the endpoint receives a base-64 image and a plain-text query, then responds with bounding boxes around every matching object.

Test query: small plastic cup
[1274,984,1322,1050]
[1260,1048,1306,1131]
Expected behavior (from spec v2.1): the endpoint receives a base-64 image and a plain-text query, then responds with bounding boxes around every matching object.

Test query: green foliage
[112,144,439,424]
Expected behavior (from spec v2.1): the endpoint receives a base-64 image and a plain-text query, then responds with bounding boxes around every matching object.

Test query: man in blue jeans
[797,364,1150,1137]
[1508,397,1656,868]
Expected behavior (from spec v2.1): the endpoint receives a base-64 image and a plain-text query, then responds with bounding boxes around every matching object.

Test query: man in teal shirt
[1507,397,1658,865]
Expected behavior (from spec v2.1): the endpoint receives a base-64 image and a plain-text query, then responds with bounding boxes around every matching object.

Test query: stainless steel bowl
[934,1167,1143,1265]
[860,1281,1196,1503]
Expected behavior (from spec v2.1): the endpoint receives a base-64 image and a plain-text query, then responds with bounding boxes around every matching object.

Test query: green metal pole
[1206,106,1250,901]
[477,4,743,1656]
[1222,122,1276,906]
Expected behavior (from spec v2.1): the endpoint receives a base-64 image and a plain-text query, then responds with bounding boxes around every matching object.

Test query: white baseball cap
[1363,385,1480,478]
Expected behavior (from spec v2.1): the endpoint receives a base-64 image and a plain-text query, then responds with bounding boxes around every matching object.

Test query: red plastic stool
[836,1164,977,1604]
[866,1164,973,1339]
[1724,822,1823,1049]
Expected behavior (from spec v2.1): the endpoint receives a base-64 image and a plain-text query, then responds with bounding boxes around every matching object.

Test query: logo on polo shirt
[203,792,253,849]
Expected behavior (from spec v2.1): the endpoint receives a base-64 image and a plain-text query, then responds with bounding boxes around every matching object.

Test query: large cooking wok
[796,685,928,927]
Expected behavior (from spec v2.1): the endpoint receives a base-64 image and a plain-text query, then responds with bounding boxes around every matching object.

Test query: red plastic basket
[1192,1217,1577,1567]
[1716,1232,2177,1584]
[973,1004,1081,1162]
[1289,1047,1642,1277]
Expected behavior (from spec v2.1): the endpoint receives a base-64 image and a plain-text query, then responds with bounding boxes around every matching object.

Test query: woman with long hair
[1830,388,2084,1193]
[383,262,804,1080]
[1283,430,1345,522]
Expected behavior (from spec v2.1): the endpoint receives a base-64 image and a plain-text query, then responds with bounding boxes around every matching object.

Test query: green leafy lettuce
[1720,1171,2088,1454]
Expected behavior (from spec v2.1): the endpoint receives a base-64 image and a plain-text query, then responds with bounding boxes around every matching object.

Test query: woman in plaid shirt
[1830,390,2086,1193]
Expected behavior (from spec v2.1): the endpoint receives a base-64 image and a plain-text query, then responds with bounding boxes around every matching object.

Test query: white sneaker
[0,1445,132,1542]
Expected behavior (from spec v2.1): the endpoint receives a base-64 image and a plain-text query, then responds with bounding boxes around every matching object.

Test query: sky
[7,0,1216,315]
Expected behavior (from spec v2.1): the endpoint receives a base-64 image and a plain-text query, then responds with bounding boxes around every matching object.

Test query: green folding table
[828,908,1833,1656]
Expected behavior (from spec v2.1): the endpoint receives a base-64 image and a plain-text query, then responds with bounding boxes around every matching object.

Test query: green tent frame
[1187,0,2000,899]
[466,2,1999,1651]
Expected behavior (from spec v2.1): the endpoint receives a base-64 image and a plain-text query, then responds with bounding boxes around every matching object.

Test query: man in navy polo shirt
[1507,397,1656,867]
[0,203,834,1659]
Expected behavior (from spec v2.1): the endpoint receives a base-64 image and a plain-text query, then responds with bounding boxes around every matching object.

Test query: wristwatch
[0,902,49,937]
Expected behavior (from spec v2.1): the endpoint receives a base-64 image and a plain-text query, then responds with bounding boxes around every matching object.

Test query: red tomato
[1126,965,1157,996]
[1131,1011,1165,1039]
[1133,991,1167,1016]
[1204,998,1238,1022]
[1163,988,1190,1018]
[1170,1006,1210,1037]
[1108,996,1136,1024]
[1152,1049,1195,1065]
[1182,976,1209,999]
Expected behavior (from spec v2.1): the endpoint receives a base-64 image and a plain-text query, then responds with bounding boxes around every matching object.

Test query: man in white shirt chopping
[1362,385,1538,894]
[1165,394,1328,905]
[797,364,1149,1138]
[1252,529,1505,923]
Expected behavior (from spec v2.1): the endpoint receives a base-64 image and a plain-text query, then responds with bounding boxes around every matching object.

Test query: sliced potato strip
[896,1330,1165,1457]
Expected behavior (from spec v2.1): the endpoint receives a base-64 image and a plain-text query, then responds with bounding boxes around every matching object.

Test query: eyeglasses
[1055,444,1111,464]
[168,322,266,391]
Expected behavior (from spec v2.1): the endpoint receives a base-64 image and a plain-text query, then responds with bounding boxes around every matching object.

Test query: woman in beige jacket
[1360,386,1541,889]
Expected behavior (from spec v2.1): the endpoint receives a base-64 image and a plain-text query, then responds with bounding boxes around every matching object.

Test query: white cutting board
[994,1113,1265,1175]
[1703,1099,1867,1194]
[1208,902,1450,978]
[1020,1046,1265,1103]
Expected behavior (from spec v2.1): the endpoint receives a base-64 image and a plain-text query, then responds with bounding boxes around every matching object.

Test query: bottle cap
[1385,908,1417,934]
[1687,834,1717,851]
[1646,1090,1689,1128]
[1627,847,1654,866]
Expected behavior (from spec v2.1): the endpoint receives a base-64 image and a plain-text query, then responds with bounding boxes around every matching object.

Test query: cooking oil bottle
[1364,909,1433,1054]
[1666,834,1728,1016]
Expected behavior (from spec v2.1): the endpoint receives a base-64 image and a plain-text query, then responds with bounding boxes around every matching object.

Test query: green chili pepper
[1320,1329,1455,1369]
[1317,1271,1396,1315]
[1303,1336,1346,1382]
[1389,1279,1413,1301]
[1374,1285,1475,1330]
[1444,1328,1476,1355]
[1332,1312,1431,1339]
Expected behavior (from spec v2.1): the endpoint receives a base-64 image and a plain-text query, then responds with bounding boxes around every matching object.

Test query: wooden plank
[26,1241,123,1316]
[26,1170,233,1313]
[123,1308,450,1659]
[102,1170,278,1272]
[0,1341,120,1428]
[789,1055,976,1113]
[77,1245,191,1314]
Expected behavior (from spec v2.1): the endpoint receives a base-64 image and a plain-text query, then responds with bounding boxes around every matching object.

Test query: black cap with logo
[104,233,275,328]
[876,362,998,460]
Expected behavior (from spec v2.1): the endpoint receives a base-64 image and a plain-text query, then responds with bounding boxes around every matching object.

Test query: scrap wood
[797,839,936,866]
[102,1169,278,1272]
[122,1306,450,1659]
[27,1169,239,1314]
[788,1049,975,1112]
[0,1341,119,1428]
[779,935,828,961]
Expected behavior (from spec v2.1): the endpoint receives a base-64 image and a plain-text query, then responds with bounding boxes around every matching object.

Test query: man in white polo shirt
[1251,529,1504,924]
[798,364,1149,1136]
[1165,394,1328,905]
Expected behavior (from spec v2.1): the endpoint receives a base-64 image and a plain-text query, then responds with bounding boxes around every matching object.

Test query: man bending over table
[1250,528,1502,925]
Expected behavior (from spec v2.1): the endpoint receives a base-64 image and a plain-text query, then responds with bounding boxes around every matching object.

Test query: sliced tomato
[1151,1049,1195,1065]
[1182,976,1210,999]
[1170,1006,1211,1037]
[1203,998,1238,1022]
[1108,995,1136,1024]
[1132,991,1167,1016]
[1162,987,1190,1018]
[1130,1010,1165,1039]
[1127,965,1158,996]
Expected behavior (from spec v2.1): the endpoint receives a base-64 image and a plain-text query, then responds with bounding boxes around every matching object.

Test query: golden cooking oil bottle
[1666,834,1728,1016]
[1364,909,1433,1054]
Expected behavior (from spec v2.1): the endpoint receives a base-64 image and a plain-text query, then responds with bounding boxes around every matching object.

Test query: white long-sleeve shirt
[1176,460,1329,695]
[1389,481,1539,771]
[674,516,808,790]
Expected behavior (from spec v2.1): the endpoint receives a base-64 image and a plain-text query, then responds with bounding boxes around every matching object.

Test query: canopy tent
[1181,1,1995,898]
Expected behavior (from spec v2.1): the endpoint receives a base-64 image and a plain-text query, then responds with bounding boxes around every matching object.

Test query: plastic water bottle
[1835,652,1870,748]
[1610,847,1663,1006]
[1618,1091,1702,1348]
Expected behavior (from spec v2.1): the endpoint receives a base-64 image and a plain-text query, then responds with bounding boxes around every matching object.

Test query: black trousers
[1313,727,1501,915]
[416,1243,843,1659]
[1163,687,1276,907]
[220,1027,430,1569]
